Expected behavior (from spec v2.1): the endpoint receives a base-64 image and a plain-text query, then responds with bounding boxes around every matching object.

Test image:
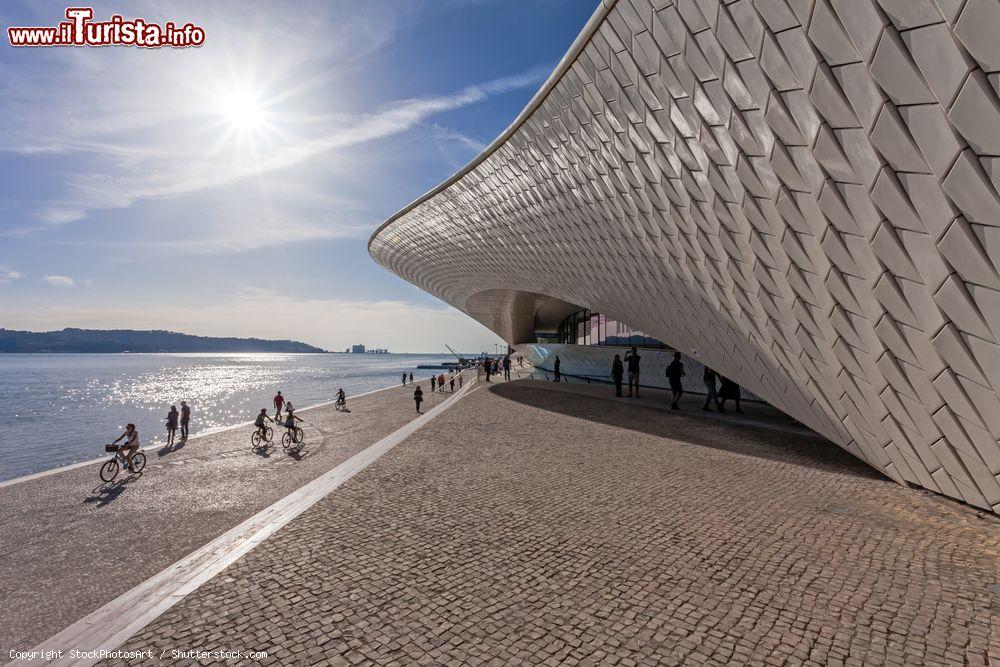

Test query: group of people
[482,355,511,382]
[164,401,192,445]
[412,371,464,412]
[610,347,743,412]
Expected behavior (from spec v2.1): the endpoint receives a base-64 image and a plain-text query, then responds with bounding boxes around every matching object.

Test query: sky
[0,0,594,353]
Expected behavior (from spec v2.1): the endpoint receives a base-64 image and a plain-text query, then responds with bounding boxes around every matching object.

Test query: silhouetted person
[402,372,407,386]
[273,391,285,419]
[413,386,423,413]
[719,377,743,413]
[611,354,624,397]
[458,374,463,388]
[438,373,445,391]
[666,352,685,410]
[503,354,511,380]
[449,376,455,392]
[166,405,179,445]
[180,401,190,439]
[553,356,562,382]
[409,372,413,384]
[625,347,640,397]
[484,360,492,383]
[431,375,437,392]
[702,367,721,411]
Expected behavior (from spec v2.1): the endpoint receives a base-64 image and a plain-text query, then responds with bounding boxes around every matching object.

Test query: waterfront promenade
[0,378,458,654]
[5,376,999,665]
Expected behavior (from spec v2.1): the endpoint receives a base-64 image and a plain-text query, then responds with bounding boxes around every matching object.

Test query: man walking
[402,372,407,386]
[431,375,437,392]
[703,367,721,412]
[625,347,640,397]
[666,352,685,410]
[502,354,511,381]
[611,354,624,397]
[273,391,285,420]
[553,355,562,382]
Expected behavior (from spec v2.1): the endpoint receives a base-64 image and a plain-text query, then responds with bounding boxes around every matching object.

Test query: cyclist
[335,388,346,409]
[111,423,140,472]
[283,404,303,440]
[254,408,273,440]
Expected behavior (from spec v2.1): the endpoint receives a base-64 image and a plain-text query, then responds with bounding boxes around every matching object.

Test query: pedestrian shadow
[157,439,188,457]
[488,382,885,481]
[83,476,137,507]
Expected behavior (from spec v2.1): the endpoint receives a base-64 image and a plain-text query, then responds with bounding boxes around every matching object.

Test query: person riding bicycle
[283,404,303,437]
[111,423,140,472]
[335,388,346,408]
[254,408,273,439]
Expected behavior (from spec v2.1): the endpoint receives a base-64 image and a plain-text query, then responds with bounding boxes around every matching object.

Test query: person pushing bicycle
[335,388,346,409]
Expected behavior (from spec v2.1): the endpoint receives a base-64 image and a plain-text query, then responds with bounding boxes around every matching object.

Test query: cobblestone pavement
[0,376,459,653]
[107,381,999,666]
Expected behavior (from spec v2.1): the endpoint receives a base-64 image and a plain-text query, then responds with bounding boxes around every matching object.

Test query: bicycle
[281,426,304,450]
[335,397,347,412]
[100,444,146,482]
[251,426,274,449]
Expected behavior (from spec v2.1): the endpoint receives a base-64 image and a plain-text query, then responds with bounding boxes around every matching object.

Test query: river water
[0,353,461,482]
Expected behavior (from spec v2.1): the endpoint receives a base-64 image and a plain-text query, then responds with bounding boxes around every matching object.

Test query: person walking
[413,385,424,413]
[402,372,407,386]
[719,376,743,413]
[449,376,455,392]
[273,391,285,420]
[611,354,624,397]
[166,405,179,445]
[438,373,446,391]
[431,375,437,392]
[458,373,464,389]
[484,360,492,383]
[554,356,562,382]
[702,367,721,412]
[666,352,685,410]
[409,372,413,384]
[179,400,191,439]
[625,347,640,397]
[503,354,511,381]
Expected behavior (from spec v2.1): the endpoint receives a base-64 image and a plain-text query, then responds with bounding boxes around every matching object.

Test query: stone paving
[0,376,459,653]
[105,380,1000,666]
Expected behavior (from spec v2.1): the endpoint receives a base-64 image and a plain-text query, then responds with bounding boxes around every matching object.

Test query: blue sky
[0,0,594,352]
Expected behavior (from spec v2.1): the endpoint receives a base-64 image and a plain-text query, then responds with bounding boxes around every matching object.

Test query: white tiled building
[370,0,1000,513]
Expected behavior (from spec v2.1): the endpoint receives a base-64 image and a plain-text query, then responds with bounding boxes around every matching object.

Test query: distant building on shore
[347,344,389,354]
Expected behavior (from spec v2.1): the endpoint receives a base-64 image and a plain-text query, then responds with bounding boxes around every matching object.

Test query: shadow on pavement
[489,381,885,481]
[83,476,138,507]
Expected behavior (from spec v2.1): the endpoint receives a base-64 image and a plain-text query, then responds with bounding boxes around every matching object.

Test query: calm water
[0,353,461,482]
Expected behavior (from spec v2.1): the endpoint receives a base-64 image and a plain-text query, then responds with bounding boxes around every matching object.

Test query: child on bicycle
[336,388,346,408]
[254,408,273,438]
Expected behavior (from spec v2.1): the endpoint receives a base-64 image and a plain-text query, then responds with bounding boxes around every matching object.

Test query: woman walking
[413,385,424,413]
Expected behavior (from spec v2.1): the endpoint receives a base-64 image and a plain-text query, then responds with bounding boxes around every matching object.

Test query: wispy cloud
[0,265,22,283]
[43,275,75,288]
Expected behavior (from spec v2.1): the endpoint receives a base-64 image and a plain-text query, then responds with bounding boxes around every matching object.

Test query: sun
[218,90,266,130]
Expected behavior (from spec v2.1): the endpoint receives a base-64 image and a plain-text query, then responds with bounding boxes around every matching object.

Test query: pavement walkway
[0,376,461,654]
[103,380,999,666]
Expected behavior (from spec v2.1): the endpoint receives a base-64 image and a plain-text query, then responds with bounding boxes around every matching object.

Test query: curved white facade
[370,0,1000,513]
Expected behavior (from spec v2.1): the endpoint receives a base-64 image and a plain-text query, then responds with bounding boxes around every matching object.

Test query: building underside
[370,0,1000,513]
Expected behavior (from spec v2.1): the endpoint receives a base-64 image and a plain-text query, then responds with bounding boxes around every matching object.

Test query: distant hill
[0,328,327,353]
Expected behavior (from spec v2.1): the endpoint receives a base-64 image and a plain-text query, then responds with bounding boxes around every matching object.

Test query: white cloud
[0,293,503,353]
[0,265,22,283]
[43,275,75,288]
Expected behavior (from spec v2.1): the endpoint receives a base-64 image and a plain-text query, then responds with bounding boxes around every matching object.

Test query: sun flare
[218,91,265,130]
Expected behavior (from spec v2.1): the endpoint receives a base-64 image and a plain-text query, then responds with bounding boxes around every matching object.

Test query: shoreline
[0,372,443,490]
